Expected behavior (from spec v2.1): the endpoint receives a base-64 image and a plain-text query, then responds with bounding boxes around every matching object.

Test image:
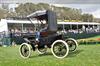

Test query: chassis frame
[19,10,78,59]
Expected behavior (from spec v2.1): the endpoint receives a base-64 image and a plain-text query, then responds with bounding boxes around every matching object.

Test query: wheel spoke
[65,38,78,52]
[19,43,31,58]
[21,45,29,57]
[52,40,69,58]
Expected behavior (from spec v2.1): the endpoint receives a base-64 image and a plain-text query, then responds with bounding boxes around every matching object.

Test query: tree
[0,8,8,19]
[15,3,51,17]
[81,14,93,22]
[0,3,94,22]
[15,3,82,20]
[36,3,50,10]
[15,3,37,17]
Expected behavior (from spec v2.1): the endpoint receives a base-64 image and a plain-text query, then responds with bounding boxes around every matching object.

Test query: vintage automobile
[19,10,78,59]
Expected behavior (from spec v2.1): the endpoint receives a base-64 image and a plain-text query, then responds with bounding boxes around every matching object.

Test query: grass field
[0,44,100,66]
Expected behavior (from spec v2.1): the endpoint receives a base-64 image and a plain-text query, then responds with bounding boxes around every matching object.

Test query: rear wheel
[65,38,78,52]
[51,40,69,59]
[19,43,31,58]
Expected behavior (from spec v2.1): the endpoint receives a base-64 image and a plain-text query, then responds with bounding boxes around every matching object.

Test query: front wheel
[51,40,69,59]
[65,38,78,52]
[19,43,31,58]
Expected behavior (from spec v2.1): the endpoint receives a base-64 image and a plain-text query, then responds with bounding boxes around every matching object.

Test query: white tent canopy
[1,19,100,25]
[58,22,100,25]
[0,19,100,33]
[27,10,46,18]
[0,19,8,32]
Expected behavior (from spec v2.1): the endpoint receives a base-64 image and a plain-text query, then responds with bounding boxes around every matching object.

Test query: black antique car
[19,10,78,59]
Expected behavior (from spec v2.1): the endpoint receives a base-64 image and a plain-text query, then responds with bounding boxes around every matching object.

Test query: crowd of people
[9,28,34,36]
[59,26,100,34]
[0,25,100,46]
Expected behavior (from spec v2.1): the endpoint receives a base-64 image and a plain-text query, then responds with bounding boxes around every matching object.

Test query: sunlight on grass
[0,44,100,66]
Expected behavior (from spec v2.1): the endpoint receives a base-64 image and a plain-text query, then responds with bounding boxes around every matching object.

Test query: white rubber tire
[65,38,78,52]
[19,43,31,59]
[51,40,69,59]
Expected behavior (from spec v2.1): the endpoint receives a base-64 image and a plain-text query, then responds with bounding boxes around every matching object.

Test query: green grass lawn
[0,44,100,66]
[93,35,100,38]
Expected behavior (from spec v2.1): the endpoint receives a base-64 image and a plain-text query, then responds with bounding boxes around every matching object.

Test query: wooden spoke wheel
[65,38,78,52]
[51,40,69,59]
[19,43,31,58]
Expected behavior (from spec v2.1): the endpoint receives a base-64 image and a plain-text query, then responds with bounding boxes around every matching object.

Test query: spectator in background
[9,29,15,45]
[2,31,6,38]
[40,23,48,32]
[28,28,34,33]
[15,28,21,36]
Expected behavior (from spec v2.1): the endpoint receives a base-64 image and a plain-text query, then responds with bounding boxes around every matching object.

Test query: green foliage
[15,3,36,16]
[0,8,17,19]
[0,8,8,19]
[0,3,94,22]
[78,35,100,44]
[15,3,50,17]
[15,3,82,20]
[81,14,93,22]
